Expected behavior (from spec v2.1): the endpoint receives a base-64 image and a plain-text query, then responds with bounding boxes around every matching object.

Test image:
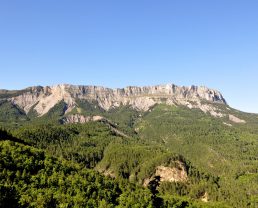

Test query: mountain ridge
[1,83,227,117]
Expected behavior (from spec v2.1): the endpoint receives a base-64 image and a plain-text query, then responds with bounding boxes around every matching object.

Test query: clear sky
[0,1,258,113]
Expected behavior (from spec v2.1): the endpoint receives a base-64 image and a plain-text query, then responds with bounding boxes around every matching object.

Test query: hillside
[0,84,257,207]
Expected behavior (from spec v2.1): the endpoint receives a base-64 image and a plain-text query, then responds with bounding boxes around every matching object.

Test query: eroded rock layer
[5,84,226,117]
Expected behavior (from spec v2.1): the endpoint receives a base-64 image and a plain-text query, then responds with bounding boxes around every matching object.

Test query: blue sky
[0,1,258,113]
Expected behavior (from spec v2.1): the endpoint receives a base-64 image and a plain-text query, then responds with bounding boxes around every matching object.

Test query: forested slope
[0,128,226,208]
[0,101,257,207]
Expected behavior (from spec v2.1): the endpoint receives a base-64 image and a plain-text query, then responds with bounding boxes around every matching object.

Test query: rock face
[4,83,227,117]
[62,114,104,124]
[229,114,246,123]
[155,164,188,182]
[143,161,188,187]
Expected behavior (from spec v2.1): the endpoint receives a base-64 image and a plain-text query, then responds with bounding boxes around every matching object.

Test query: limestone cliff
[3,83,227,117]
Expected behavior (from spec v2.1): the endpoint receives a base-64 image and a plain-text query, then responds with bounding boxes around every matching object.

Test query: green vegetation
[0,88,35,99]
[1,129,218,208]
[73,99,141,135]
[0,100,27,123]
[0,101,257,207]
[0,139,153,207]
[137,104,258,174]
[136,104,258,207]
[13,122,120,168]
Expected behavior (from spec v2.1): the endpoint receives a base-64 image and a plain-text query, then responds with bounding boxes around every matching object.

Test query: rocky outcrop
[155,164,188,182]
[229,114,246,123]
[143,161,188,186]
[9,85,76,115]
[3,83,227,117]
[62,114,104,124]
[62,114,129,138]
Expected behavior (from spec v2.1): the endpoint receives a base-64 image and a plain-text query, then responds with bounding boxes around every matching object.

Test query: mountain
[1,83,226,114]
[0,83,237,116]
[0,83,251,127]
[0,83,257,207]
